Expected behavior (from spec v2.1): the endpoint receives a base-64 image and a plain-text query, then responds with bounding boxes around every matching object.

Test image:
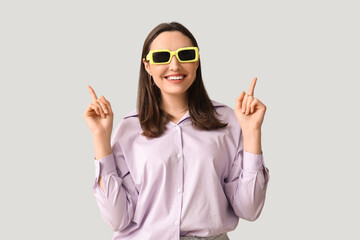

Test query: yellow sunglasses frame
[146,47,199,65]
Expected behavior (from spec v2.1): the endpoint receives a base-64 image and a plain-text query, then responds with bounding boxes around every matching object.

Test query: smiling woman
[83,21,270,240]
[138,23,228,138]
[142,31,200,125]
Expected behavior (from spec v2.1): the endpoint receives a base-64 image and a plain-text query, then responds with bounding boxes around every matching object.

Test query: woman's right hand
[83,85,114,138]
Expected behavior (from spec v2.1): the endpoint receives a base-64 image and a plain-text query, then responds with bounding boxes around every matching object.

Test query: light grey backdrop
[1,0,359,239]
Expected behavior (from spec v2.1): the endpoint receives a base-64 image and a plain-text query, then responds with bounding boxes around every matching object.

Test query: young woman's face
[143,31,199,99]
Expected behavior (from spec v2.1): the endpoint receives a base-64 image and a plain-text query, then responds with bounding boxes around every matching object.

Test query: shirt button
[177,187,181,193]
[177,153,182,158]
[174,221,179,225]
[175,125,180,130]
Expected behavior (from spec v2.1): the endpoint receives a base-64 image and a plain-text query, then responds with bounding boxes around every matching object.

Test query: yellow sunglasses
[146,47,199,65]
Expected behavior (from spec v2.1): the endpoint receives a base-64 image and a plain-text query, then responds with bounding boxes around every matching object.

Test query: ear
[195,59,199,70]
[143,58,151,75]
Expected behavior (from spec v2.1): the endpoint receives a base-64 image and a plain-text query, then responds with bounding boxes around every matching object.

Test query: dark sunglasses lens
[152,51,170,63]
[178,49,196,61]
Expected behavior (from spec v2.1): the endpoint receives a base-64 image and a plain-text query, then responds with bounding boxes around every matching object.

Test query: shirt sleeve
[223,133,270,221]
[93,141,139,231]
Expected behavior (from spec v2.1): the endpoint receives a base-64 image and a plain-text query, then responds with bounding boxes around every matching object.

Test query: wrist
[242,128,261,138]
[92,133,112,160]
[242,129,262,154]
[93,132,111,141]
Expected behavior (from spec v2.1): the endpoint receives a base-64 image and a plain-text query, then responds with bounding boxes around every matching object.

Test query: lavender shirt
[93,100,270,240]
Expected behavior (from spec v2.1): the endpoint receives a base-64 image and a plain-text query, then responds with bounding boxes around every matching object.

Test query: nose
[169,55,181,70]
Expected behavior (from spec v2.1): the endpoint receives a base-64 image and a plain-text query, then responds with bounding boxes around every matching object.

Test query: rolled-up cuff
[94,153,117,180]
[243,150,264,172]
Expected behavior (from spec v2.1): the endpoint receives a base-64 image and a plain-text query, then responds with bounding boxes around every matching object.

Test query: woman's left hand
[235,77,267,133]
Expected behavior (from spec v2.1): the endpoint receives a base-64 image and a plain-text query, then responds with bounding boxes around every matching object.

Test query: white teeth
[167,76,184,80]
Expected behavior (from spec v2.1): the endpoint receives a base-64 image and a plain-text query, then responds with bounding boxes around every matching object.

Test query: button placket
[173,124,184,234]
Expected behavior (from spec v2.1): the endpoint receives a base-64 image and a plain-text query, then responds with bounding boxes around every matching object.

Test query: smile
[164,74,186,84]
[167,76,184,80]
[164,74,186,81]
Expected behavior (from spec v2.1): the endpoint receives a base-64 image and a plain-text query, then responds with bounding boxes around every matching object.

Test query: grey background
[1,0,359,239]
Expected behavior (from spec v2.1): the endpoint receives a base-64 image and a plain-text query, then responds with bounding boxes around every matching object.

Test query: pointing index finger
[247,77,257,96]
[87,85,98,102]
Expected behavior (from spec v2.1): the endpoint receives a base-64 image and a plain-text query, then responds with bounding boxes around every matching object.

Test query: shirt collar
[124,99,226,119]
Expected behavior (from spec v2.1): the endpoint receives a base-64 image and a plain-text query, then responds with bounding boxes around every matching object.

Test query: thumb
[235,91,245,111]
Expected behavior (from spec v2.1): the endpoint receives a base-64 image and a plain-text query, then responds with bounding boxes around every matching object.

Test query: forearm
[93,174,134,231]
[93,133,112,191]
[93,133,112,160]
[242,129,262,154]
[235,168,269,221]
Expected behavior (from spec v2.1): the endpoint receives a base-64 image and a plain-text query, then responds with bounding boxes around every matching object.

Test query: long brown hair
[137,22,228,139]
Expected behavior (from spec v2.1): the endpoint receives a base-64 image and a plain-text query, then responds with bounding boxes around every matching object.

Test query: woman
[83,22,270,240]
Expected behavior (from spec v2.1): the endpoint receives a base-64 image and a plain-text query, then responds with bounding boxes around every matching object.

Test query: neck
[160,93,189,114]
